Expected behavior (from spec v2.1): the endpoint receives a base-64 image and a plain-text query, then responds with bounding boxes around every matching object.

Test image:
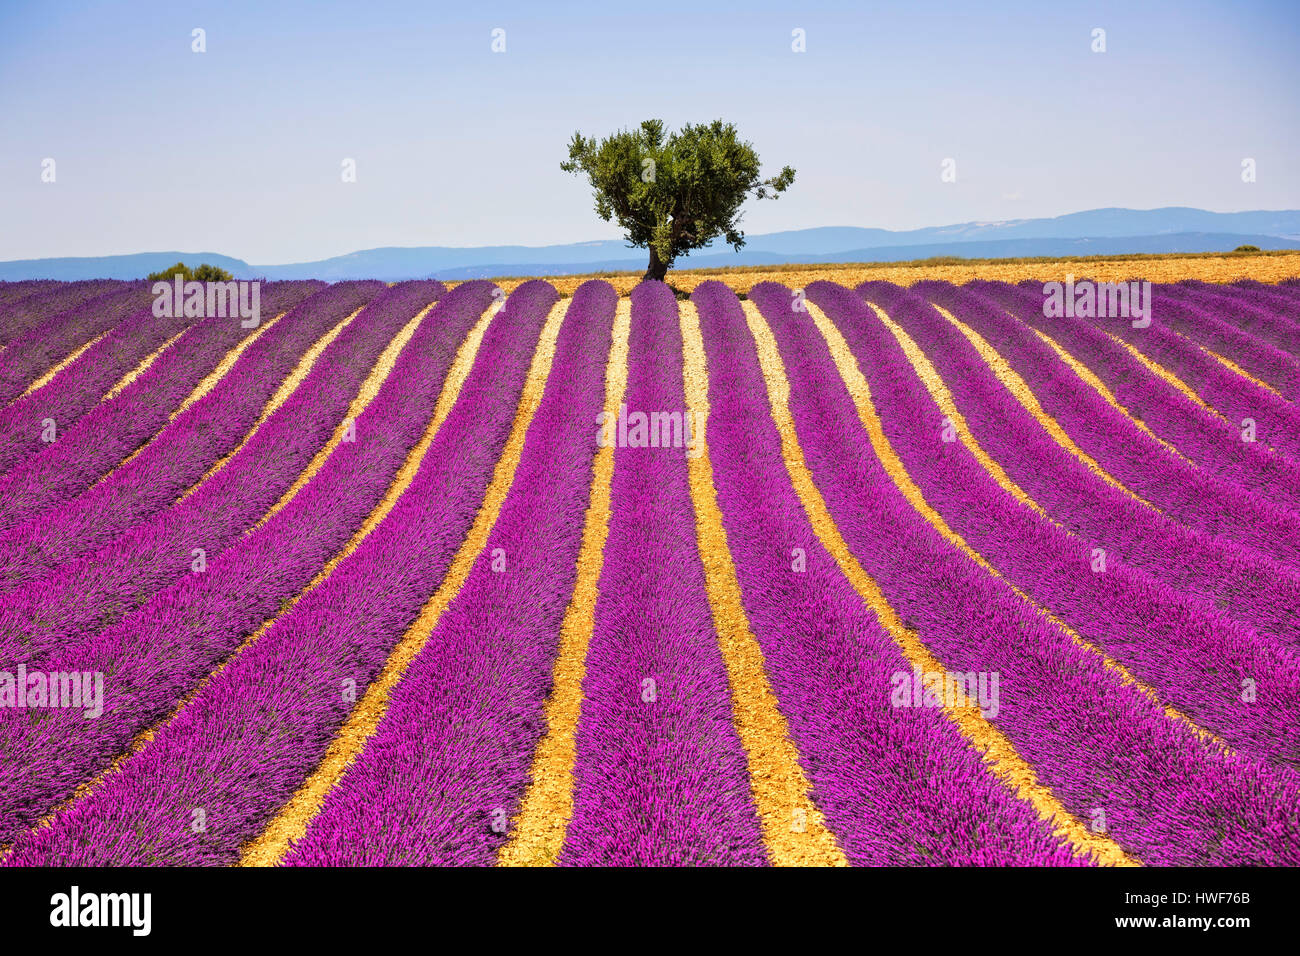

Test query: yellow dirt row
[447,252,1300,296]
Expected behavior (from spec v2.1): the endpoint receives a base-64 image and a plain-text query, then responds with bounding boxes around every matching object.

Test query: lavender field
[0,275,1298,867]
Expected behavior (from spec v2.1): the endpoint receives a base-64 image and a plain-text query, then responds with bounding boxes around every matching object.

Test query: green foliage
[192,263,234,281]
[146,261,194,282]
[561,119,795,280]
[145,261,234,282]
[1233,244,1262,253]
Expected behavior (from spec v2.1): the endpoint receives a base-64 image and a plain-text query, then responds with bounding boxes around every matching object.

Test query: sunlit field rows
[470,250,1300,296]
[0,274,1298,866]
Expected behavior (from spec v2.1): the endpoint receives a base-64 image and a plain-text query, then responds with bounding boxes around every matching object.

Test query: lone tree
[561,119,795,282]
[145,261,234,282]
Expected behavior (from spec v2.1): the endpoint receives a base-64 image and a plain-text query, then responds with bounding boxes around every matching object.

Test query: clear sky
[1,0,1297,263]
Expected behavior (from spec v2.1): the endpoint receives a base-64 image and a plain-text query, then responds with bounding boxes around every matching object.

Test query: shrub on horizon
[145,262,235,282]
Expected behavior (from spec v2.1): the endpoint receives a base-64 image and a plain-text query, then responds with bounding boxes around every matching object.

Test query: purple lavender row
[1279,278,1300,304]
[0,301,202,475]
[0,282,372,590]
[0,280,122,350]
[562,281,765,866]
[0,279,492,845]
[970,280,1300,562]
[0,281,56,303]
[1151,284,1300,397]
[0,284,153,408]
[0,281,558,864]
[284,281,617,865]
[1054,284,1300,463]
[0,281,320,512]
[0,282,59,317]
[0,280,450,670]
[1224,280,1300,333]
[887,281,1300,650]
[0,279,333,536]
[689,281,1079,864]
[1171,282,1300,359]
[1170,281,1300,354]
[1187,279,1300,369]
[1020,277,1300,514]
[827,281,1300,766]
[751,280,1300,865]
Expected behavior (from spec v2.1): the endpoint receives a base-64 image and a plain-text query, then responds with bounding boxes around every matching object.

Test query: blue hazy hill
[4,208,1298,281]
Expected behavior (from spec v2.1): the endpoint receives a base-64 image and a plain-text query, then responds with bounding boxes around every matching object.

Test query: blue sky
[1,0,1297,263]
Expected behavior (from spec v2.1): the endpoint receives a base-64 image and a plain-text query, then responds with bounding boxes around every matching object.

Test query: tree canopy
[145,262,234,282]
[561,119,795,281]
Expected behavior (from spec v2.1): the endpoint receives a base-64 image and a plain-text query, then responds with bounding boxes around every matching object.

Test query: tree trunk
[643,247,669,282]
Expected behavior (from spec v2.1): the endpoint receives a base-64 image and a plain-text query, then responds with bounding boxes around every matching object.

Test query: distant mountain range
[4,207,1299,281]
